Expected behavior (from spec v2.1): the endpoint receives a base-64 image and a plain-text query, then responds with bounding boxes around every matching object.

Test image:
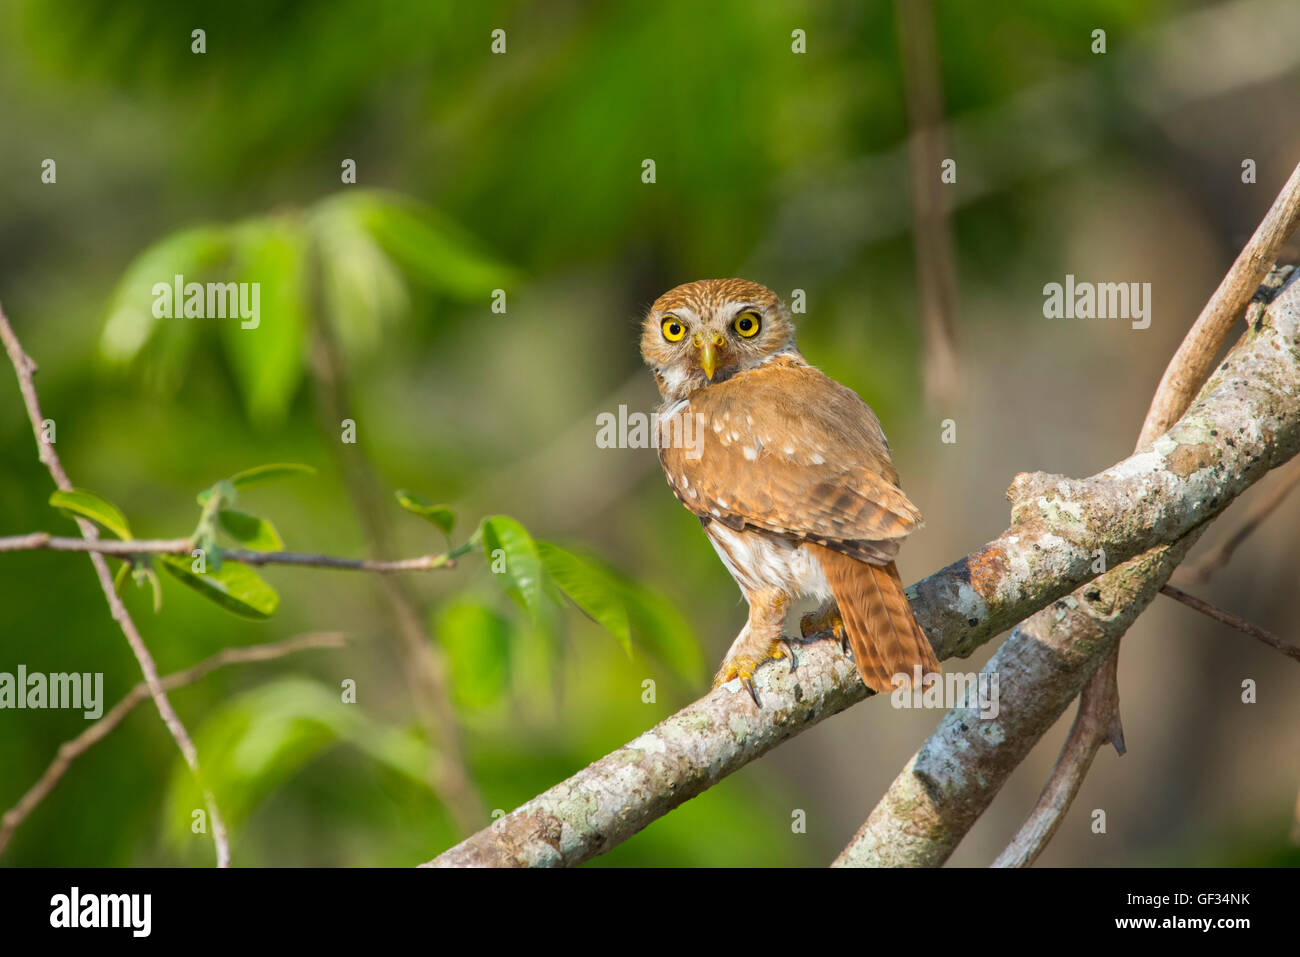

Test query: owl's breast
[703,522,833,601]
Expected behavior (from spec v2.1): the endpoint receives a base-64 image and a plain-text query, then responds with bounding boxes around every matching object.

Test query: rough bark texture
[835,270,1300,867]
[428,273,1300,868]
[833,537,1198,867]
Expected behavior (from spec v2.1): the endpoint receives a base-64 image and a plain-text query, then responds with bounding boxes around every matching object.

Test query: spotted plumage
[641,279,940,701]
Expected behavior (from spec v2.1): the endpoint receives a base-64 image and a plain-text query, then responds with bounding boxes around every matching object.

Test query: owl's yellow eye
[661,316,686,342]
[734,311,761,338]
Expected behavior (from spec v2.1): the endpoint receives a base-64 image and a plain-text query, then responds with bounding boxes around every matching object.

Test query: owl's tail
[809,546,940,694]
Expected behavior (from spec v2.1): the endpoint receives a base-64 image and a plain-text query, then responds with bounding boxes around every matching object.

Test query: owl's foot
[712,638,795,707]
[800,604,849,655]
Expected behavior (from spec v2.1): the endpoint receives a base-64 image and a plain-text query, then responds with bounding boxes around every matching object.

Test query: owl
[640,279,940,704]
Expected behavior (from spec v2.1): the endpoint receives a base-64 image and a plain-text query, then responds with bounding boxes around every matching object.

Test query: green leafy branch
[1,468,694,677]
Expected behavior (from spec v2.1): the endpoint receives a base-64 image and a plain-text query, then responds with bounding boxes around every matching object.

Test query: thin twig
[1159,584,1300,662]
[1178,456,1300,584]
[0,300,231,867]
[0,532,454,572]
[990,651,1120,868]
[0,632,345,857]
[1139,162,1300,443]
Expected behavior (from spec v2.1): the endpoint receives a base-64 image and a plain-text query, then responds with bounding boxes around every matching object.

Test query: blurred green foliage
[4,0,1290,868]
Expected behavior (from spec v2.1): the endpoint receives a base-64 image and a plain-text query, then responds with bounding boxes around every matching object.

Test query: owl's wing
[658,357,921,563]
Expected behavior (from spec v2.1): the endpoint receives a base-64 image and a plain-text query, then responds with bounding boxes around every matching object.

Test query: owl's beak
[695,332,726,381]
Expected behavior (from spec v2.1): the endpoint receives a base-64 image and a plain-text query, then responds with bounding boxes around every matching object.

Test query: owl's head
[640,279,797,400]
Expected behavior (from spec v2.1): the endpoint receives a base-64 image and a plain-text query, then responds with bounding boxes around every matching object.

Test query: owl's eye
[733,311,761,338]
[661,316,686,342]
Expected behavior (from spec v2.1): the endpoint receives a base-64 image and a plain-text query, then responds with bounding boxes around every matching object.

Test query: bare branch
[981,170,1300,870]
[834,532,1204,868]
[1160,584,1300,662]
[989,649,1122,868]
[0,632,345,857]
[0,301,234,867]
[1178,455,1300,583]
[1138,161,1300,444]
[0,532,455,573]
[841,164,1300,868]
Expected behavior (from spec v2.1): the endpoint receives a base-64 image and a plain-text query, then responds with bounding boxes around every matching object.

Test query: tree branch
[1177,455,1300,583]
[427,270,1300,867]
[0,531,455,573]
[1138,162,1300,442]
[1159,584,1300,662]
[0,301,231,867]
[840,191,1300,868]
[977,163,1300,869]
[0,632,345,857]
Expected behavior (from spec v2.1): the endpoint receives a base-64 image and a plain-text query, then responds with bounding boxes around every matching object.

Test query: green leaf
[619,581,704,683]
[433,596,512,711]
[536,541,631,655]
[395,490,454,537]
[222,218,309,427]
[163,677,431,851]
[99,225,231,370]
[354,192,515,300]
[228,462,317,490]
[196,478,238,508]
[49,489,132,541]
[159,554,279,619]
[218,509,284,550]
[113,561,130,596]
[311,195,410,357]
[478,515,544,616]
[132,563,163,614]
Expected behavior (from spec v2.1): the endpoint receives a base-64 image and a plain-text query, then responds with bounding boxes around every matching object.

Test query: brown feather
[806,546,940,694]
[657,356,923,563]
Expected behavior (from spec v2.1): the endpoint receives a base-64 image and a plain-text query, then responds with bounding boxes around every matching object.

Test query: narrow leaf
[395,490,454,536]
[479,515,544,615]
[113,561,131,596]
[163,677,432,852]
[159,555,279,619]
[433,597,512,711]
[536,541,631,654]
[218,509,284,550]
[222,218,309,427]
[49,489,132,541]
[355,192,515,300]
[228,462,317,489]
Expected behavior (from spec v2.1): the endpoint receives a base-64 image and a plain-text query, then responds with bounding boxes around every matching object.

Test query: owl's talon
[712,638,794,706]
[777,637,797,673]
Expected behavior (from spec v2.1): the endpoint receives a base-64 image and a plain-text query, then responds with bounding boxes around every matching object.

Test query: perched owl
[640,278,940,703]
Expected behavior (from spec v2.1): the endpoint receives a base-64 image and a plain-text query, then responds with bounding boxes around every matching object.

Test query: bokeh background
[2,0,1298,867]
